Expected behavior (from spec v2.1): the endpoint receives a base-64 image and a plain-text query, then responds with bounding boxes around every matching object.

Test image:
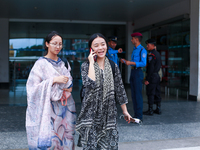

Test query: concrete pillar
[190,0,200,101]
[125,22,134,84]
[0,18,9,89]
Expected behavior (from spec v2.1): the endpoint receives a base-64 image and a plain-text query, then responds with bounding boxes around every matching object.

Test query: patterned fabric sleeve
[81,61,96,89]
[113,63,128,105]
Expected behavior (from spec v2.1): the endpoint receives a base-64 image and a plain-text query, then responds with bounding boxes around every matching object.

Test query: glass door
[150,19,190,98]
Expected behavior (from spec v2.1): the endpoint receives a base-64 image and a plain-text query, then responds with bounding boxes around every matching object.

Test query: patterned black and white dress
[76,57,128,150]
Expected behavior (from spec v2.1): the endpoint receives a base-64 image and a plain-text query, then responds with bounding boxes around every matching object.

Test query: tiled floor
[1,80,200,149]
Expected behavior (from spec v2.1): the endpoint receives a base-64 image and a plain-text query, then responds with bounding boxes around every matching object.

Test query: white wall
[0,18,9,83]
[125,22,134,83]
[190,0,200,101]
[134,0,190,30]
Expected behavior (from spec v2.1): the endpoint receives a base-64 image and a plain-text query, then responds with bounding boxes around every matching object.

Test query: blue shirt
[131,44,147,67]
[106,47,119,66]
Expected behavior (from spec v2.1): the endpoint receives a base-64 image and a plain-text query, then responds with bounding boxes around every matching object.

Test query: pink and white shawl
[26,57,76,150]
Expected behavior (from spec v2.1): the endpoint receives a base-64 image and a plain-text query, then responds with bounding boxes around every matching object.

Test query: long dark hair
[44,31,63,51]
[88,33,109,52]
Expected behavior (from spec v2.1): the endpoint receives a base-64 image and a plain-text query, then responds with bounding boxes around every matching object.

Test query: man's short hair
[135,36,143,43]
[145,39,156,46]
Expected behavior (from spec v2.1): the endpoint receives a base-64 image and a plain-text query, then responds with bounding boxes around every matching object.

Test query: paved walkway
[4,137,200,150]
[1,84,200,149]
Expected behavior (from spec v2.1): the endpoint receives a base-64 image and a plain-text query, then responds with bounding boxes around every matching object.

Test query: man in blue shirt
[121,32,147,121]
[107,36,123,66]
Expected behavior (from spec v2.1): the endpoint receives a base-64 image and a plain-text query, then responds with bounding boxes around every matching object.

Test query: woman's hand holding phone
[88,48,96,81]
[88,48,97,64]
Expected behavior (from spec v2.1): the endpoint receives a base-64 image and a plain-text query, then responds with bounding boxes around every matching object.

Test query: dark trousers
[146,76,161,105]
[130,69,144,120]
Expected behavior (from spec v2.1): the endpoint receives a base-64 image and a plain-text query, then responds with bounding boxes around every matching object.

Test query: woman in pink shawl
[26,31,76,150]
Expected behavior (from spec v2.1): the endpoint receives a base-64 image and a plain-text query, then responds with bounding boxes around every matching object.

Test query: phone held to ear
[90,48,97,62]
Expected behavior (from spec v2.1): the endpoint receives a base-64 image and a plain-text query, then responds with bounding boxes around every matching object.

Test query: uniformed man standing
[144,39,162,115]
[121,32,147,121]
[107,36,123,66]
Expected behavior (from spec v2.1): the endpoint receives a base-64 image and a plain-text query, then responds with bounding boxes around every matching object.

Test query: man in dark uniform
[144,39,162,115]
[121,32,147,121]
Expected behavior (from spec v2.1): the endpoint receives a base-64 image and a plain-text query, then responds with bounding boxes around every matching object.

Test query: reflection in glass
[150,19,190,98]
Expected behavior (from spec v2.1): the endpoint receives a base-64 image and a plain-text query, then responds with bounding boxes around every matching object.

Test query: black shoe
[154,103,161,114]
[154,108,161,114]
[143,105,154,115]
[143,110,153,115]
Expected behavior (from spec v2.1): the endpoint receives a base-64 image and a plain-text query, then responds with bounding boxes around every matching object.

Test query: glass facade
[8,22,126,105]
[150,19,190,98]
[8,20,190,104]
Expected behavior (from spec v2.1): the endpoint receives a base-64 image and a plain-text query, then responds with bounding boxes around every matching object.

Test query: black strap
[108,59,115,77]
[139,47,144,62]
[66,61,68,69]
[60,57,68,69]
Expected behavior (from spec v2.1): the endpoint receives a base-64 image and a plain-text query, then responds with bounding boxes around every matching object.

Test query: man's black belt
[131,66,141,69]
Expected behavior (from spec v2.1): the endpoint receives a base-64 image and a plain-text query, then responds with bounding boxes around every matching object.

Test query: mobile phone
[90,48,97,61]
[123,115,142,124]
[122,59,126,64]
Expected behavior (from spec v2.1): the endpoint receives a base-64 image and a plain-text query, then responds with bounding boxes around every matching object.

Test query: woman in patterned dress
[26,31,76,150]
[76,33,132,150]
